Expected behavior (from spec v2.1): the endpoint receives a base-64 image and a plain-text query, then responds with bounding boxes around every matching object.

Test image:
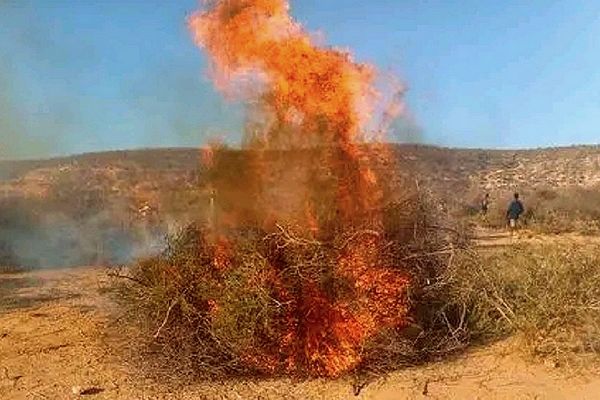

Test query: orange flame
[188,0,409,376]
[189,0,378,145]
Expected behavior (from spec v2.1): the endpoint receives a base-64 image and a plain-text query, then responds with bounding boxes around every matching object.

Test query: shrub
[448,243,600,363]
[115,204,600,379]
[113,195,471,378]
[464,187,600,234]
[525,187,600,234]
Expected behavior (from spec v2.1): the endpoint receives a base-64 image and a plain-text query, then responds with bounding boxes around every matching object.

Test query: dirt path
[473,227,600,249]
[1,259,599,399]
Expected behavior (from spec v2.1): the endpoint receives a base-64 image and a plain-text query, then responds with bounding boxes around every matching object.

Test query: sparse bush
[464,187,600,234]
[525,187,600,234]
[448,243,600,363]
[0,265,30,274]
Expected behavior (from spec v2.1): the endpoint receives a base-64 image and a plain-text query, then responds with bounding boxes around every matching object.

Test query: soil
[473,227,600,249]
[1,231,599,400]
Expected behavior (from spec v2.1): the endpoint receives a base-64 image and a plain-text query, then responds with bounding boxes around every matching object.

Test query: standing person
[506,192,525,232]
[208,188,217,231]
[480,193,490,215]
[479,192,491,225]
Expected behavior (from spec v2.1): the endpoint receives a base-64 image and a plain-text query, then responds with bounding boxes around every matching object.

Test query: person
[506,192,524,232]
[480,193,490,215]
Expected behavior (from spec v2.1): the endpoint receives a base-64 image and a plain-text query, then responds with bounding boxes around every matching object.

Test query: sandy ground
[473,227,600,249]
[1,232,600,399]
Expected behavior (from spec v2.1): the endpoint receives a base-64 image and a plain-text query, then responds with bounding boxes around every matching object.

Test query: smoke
[390,114,424,143]
[0,197,166,269]
[0,56,57,159]
[0,1,250,159]
[0,217,164,269]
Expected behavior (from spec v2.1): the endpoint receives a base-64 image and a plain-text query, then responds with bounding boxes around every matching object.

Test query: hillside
[1,144,599,267]
[3,144,600,199]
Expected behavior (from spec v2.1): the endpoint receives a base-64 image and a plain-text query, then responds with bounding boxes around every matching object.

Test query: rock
[544,359,559,369]
[71,386,105,396]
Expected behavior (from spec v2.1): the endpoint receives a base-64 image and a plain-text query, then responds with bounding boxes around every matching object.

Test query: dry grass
[524,187,600,234]
[464,187,600,235]
[448,243,600,364]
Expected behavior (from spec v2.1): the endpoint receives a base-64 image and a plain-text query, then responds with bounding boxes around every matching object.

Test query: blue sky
[1,0,599,158]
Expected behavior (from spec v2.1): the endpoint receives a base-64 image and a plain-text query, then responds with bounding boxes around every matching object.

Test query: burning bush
[114,0,469,380]
[115,191,470,378]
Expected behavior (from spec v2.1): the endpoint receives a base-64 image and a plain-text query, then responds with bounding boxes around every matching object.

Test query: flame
[189,0,376,145]
[213,235,232,272]
[200,147,215,169]
[188,0,409,376]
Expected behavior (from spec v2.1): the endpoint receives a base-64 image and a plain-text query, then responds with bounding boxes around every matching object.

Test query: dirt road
[1,237,599,399]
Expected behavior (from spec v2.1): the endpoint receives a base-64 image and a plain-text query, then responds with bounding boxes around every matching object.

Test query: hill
[3,144,600,200]
[1,144,599,267]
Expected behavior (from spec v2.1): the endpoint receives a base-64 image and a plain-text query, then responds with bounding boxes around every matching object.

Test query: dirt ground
[1,232,600,400]
[473,227,600,249]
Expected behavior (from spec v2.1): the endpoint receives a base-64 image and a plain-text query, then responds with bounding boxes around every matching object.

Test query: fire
[189,0,376,145]
[188,0,410,376]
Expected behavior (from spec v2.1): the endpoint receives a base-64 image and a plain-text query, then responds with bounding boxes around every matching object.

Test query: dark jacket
[481,198,489,212]
[507,200,524,220]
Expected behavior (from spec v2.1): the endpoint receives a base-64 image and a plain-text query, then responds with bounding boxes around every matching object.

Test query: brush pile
[116,0,472,379]
[117,191,471,378]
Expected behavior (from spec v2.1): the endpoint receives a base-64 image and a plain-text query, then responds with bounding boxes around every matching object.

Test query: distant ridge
[1,144,600,194]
